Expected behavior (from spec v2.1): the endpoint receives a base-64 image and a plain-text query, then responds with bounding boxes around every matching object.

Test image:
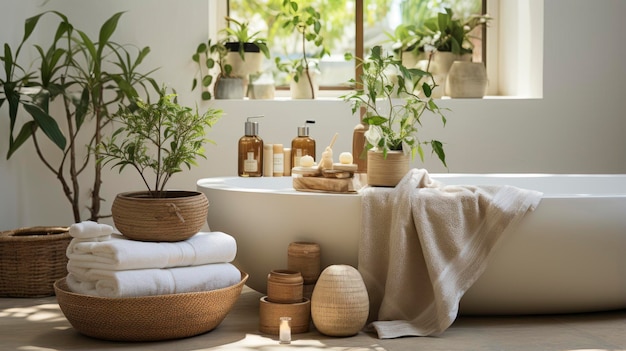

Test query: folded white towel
[69,221,114,239]
[67,231,237,271]
[66,262,241,298]
[66,235,112,257]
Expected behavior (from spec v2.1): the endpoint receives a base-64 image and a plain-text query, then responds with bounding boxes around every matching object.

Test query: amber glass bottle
[291,120,316,167]
[238,116,264,177]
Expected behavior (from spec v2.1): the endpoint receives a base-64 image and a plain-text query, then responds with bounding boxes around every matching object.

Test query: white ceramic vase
[446,61,488,98]
[290,71,319,99]
[215,77,245,99]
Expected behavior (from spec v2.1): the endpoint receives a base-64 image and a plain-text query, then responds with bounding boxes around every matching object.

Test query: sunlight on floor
[0,304,66,323]
[198,333,386,350]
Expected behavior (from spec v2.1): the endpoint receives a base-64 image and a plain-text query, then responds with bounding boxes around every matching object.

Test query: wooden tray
[292,175,364,193]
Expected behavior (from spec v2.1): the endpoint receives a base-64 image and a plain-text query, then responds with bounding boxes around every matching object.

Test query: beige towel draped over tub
[358,169,542,338]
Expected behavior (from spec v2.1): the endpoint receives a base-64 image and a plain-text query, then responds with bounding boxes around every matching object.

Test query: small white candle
[279,316,291,344]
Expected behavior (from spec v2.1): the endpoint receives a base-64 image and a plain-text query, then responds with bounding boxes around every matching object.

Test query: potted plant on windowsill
[275,0,329,99]
[192,39,245,100]
[98,88,222,242]
[222,16,270,92]
[342,46,447,187]
[421,8,491,97]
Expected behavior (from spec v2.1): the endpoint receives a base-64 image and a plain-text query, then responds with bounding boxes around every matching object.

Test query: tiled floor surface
[1,286,624,351]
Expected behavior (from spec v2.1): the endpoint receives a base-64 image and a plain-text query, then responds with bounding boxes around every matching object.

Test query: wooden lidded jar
[287,242,321,284]
[266,269,303,304]
[311,265,369,337]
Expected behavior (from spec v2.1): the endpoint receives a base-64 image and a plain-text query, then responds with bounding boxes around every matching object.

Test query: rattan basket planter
[0,226,70,297]
[54,271,248,341]
[112,190,208,242]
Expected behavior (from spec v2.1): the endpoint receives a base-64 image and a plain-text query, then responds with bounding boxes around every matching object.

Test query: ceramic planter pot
[112,190,208,242]
[224,42,264,93]
[366,150,410,187]
[417,52,472,98]
[290,71,319,99]
[446,61,488,98]
[215,77,245,99]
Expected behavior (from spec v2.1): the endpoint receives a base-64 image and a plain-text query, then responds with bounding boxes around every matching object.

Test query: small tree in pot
[342,46,447,186]
[98,88,222,241]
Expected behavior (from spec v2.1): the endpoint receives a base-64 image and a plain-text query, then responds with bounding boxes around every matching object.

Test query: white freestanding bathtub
[197,174,626,315]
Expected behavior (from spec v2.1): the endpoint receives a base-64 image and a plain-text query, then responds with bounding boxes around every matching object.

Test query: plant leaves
[22,102,66,150]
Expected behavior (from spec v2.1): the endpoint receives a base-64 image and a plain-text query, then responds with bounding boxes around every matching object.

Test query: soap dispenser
[238,116,264,177]
[291,120,316,167]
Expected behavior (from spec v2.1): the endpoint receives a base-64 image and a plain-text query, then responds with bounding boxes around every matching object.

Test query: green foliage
[342,46,447,167]
[423,7,491,55]
[191,39,231,100]
[98,89,223,196]
[274,0,330,97]
[0,11,159,222]
[222,16,270,60]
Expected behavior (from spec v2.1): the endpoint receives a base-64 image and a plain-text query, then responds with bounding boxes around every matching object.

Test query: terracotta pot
[366,150,410,187]
[112,190,208,242]
[446,61,488,98]
[311,265,369,337]
[267,269,303,304]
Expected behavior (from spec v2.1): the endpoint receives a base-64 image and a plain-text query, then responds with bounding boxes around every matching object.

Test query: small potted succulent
[342,46,447,186]
[274,0,329,99]
[98,88,222,241]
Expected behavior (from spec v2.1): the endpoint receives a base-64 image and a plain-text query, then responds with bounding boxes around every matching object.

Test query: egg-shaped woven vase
[311,264,369,337]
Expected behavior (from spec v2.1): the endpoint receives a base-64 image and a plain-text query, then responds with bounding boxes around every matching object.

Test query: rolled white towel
[67,231,237,270]
[66,263,241,298]
[69,221,114,239]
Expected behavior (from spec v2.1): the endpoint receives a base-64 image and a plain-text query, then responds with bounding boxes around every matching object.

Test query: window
[226,0,485,89]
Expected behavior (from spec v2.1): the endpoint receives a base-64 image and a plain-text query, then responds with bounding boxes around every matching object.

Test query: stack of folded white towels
[65,221,241,298]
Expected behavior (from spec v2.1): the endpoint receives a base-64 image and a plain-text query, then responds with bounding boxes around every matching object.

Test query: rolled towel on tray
[67,231,237,271]
[66,262,241,298]
[69,221,114,239]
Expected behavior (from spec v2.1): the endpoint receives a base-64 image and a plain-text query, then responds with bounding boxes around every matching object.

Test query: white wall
[1,0,625,230]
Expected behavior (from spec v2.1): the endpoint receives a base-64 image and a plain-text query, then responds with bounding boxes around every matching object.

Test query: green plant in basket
[342,46,447,167]
[98,88,222,196]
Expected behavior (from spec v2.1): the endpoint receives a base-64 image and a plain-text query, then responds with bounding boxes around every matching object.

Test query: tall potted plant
[1,11,158,223]
[98,88,222,242]
[342,46,447,187]
[275,0,329,99]
[0,11,157,297]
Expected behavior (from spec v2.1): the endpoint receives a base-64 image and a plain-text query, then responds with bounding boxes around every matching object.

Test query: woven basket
[112,190,208,242]
[54,271,248,341]
[311,265,369,336]
[0,226,70,297]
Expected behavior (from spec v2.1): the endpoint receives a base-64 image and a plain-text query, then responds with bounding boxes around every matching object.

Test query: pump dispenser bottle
[291,120,316,167]
[238,116,264,177]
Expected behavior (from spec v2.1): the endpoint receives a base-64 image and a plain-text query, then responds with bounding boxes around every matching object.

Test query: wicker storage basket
[54,271,248,341]
[112,190,209,242]
[0,226,70,297]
